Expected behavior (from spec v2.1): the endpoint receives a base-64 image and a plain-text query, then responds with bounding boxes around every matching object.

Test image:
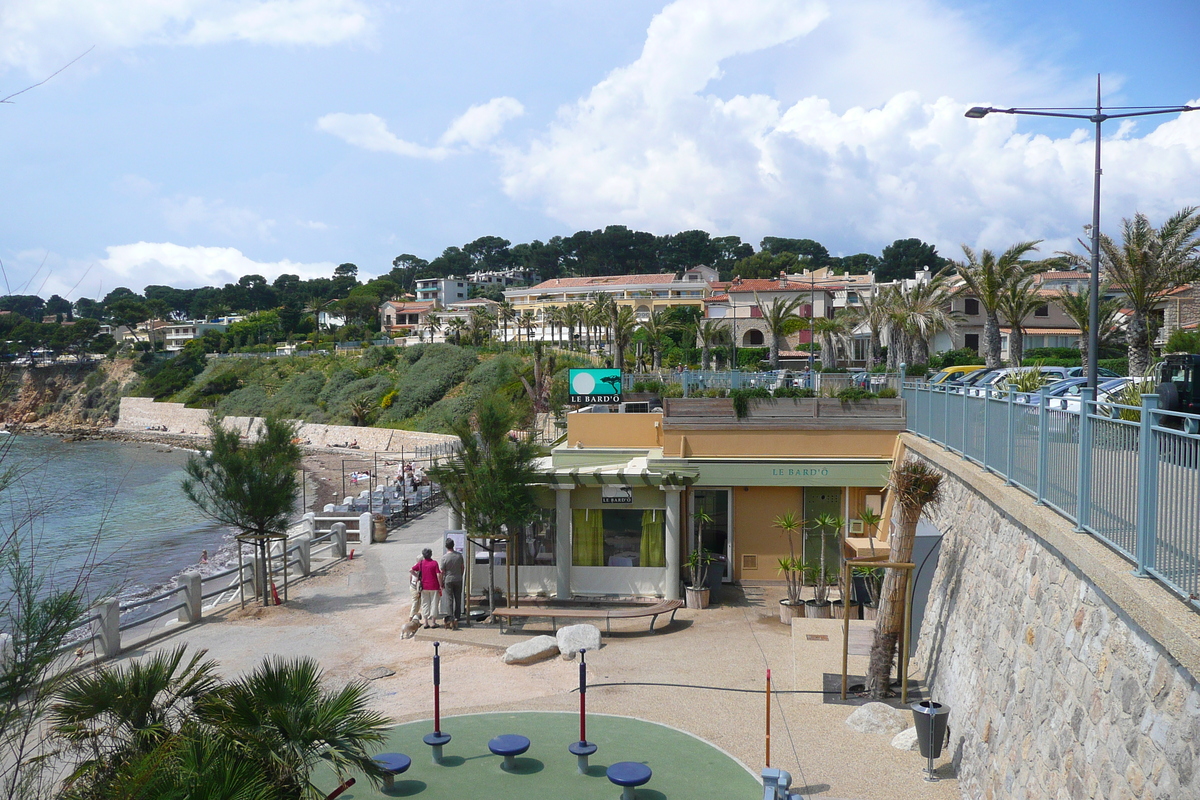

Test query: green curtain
[572,509,605,566]
[639,509,665,568]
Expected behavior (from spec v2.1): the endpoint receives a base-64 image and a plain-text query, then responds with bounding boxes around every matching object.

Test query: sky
[2,0,1199,303]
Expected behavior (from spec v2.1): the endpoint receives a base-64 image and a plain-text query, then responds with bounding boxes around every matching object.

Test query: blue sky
[2,0,1198,302]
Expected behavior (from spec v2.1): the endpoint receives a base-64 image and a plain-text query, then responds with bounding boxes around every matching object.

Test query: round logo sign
[571,371,596,395]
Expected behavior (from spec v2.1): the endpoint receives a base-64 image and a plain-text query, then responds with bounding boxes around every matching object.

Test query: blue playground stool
[488,734,531,771]
[568,740,598,774]
[423,731,451,764]
[607,761,652,800]
[373,752,411,791]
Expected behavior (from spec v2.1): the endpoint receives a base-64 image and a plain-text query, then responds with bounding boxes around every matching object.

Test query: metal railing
[904,382,1200,611]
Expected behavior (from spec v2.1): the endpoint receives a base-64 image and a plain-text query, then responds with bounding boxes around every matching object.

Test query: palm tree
[564,304,580,350]
[954,241,1042,368]
[1075,208,1200,375]
[589,295,615,358]
[697,319,729,370]
[640,309,675,371]
[812,314,850,370]
[445,317,466,345]
[52,645,221,789]
[612,305,637,368]
[425,312,441,343]
[884,274,958,368]
[519,309,537,345]
[468,306,494,346]
[543,305,563,346]
[869,460,942,699]
[755,293,803,369]
[1055,282,1121,376]
[196,656,390,799]
[996,274,1045,368]
[497,300,516,346]
[843,287,890,369]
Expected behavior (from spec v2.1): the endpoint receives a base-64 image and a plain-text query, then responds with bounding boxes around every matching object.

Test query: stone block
[556,624,601,660]
[845,702,908,736]
[502,635,559,665]
[891,726,919,751]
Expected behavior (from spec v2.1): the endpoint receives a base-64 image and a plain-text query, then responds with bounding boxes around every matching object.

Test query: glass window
[692,489,729,557]
[964,298,980,315]
[1034,304,1049,317]
[572,508,665,567]
[517,508,556,566]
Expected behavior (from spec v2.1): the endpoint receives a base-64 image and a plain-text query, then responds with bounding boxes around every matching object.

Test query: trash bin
[911,701,949,758]
[705,555,726,600]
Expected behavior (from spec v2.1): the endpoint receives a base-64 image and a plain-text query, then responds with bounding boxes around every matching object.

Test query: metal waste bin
[911,700,949,781]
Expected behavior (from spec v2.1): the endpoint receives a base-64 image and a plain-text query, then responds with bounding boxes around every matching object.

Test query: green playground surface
[312,711,762,799]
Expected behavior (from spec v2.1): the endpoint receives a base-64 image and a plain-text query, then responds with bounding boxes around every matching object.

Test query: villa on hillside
[470,396,902,601]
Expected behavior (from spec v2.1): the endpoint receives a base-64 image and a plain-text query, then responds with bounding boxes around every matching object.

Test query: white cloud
[300,220,330,230]
[318,95,525,159]
[440,97,525,149]
[316,112,449,159]
[100,242,334,289]
[498,0,1200,255]
[161,196,277,241]
[0,0,369,75]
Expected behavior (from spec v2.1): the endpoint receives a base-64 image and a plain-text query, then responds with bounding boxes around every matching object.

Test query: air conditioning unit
[620,402,650,414]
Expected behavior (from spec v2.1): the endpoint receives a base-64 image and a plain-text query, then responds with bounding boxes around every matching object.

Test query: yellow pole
[841,559,852,700]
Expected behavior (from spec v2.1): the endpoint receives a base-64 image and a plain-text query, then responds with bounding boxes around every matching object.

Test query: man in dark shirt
[440,538,465,629]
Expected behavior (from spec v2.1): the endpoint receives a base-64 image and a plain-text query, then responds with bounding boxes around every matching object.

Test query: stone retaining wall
[115,397,457,453]
[905,435,1200,799]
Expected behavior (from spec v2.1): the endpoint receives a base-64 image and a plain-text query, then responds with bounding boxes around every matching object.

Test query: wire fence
[904,382,1200,612]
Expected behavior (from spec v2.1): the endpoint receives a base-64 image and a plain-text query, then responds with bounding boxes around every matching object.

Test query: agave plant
[858,507,884,557]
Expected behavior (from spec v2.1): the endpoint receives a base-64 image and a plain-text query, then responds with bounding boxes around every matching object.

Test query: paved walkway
[117,509,961,800]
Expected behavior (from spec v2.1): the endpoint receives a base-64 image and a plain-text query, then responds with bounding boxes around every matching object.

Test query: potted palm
[854,566,884,619]
[858,508,884,557]
[805,514,843,618]
[685,549,714,609]
[772,511,806,622]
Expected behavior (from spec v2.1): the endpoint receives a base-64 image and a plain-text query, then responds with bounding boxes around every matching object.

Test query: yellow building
[502,266,717,327]
[483,396,900,600]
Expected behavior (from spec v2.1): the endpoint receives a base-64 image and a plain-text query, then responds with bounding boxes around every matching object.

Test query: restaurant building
[472,395,902,599]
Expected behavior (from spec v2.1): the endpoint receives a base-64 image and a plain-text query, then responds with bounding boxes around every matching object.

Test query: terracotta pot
[779,599,804,624]
[685,586,710,610]
[804,600,832,619]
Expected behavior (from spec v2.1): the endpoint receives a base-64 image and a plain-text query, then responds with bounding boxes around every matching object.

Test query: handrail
[118,600,187,632]
[121,584,184,612]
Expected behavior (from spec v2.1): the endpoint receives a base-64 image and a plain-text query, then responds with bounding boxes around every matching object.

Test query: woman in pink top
[410,548,442,628]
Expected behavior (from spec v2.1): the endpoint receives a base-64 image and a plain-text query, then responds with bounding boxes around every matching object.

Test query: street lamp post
[808,273,816,377]
[965,75,1197,390]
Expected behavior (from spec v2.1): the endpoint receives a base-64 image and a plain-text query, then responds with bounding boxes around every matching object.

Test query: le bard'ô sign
[569,369,622,404]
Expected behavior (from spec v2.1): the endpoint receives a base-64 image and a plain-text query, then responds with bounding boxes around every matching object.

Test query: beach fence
[42,512,358,668]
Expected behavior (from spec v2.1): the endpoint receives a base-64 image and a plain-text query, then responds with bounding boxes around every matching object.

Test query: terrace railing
[904,382,1200,612]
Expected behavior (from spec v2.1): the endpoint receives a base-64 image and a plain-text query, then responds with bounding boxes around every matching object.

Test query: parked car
[1065,366,1122,379]
[1049,377,1155,414]
[929,364,987,385]
[967,366,1072,395]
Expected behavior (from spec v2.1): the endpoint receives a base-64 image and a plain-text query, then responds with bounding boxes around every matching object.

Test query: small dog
[399,617,421,639]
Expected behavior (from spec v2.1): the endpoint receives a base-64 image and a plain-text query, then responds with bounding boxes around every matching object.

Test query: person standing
[440,538,465,630]
[410,548,442,628]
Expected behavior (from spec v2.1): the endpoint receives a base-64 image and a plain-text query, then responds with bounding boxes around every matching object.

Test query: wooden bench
[491,599,684,635]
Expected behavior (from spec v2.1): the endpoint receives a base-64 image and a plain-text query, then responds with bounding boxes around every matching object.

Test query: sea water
[0,434,235,610]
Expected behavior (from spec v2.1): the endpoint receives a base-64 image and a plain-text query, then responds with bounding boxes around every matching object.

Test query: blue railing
[904,382,1200,611]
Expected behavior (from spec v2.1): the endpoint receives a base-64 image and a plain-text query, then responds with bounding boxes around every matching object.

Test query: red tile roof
[526,274,678,290]
[726,278,836,293]
[1001,326,1082,335]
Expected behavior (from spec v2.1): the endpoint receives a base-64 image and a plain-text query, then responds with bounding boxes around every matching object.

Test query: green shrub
[662,382,684,398]
[877,387,898,398]
[730,387,771,418]
[736,348,768,369]
[927,348,981,371]
[835,386,876,402]
[903,362,928,377]
[1164,330,1200,354]
[1023,346,1083,361]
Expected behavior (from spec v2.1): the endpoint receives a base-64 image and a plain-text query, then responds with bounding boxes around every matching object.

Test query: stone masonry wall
[115,397,456,453]
[907,437,1200,800]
